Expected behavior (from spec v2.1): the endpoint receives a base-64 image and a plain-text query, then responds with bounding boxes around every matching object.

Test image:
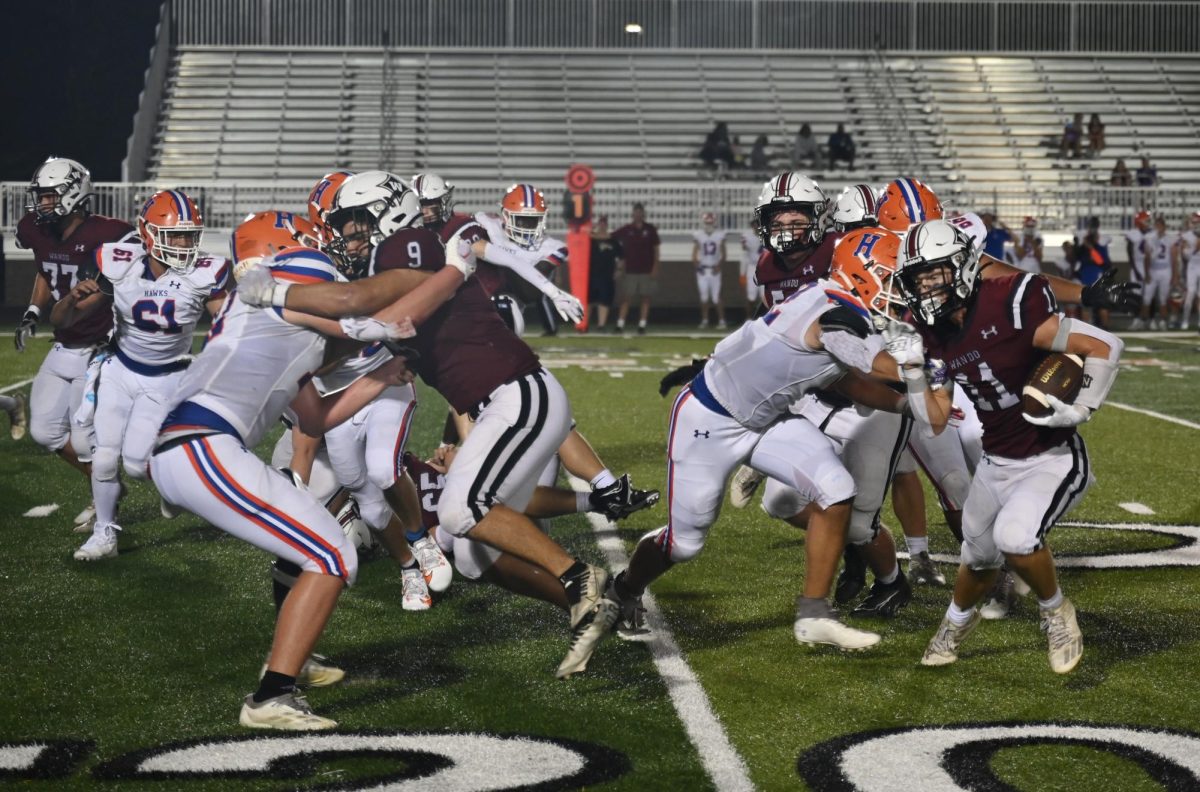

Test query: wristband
[271,282,291,308]
[25,305,41,319]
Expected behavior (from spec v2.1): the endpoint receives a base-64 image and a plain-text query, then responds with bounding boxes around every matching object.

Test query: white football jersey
[946,212,988,254]
[96,242,229,367]
[1124,228,1146,259]
[313,342,391,395]
[740,231,762,277]
[703,280,883,431]
[691,229,728,269]
[1013,233,1043,274]
[475,212,568,264]
[1180,230,1200,266]
[164,251,343,448]
[1144,230,1177,271]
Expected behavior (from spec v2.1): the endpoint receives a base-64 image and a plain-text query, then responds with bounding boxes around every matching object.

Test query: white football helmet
[895,219,982,326]
[26,157,92,224]
[326,171,421,275]
[411,172,455,226]
[754,172,828,254]
[831,184,880,232]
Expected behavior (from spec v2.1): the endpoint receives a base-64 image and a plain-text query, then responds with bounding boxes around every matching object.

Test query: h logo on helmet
[853,233,882,259]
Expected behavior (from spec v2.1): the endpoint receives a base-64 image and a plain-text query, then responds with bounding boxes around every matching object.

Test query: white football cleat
[793,616,881,651]
[239,692,336,731]
[557,597,619,679]
[401,566,432,611]
[411,535,452,592]
[74,523,119,561]
[261,654,345,688]
[1041,598,1083,674]
[921,609,982,667]
[980,569,1017,620]
[73,503,97,530]
[728,465,764,509]
[7,393,27,441]
[160,497,183,519]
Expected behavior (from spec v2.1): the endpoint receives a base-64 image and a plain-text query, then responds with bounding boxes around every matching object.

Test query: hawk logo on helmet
[138,190,204,273]
[877,178,943,233]
[325,171,421,278]
[501,184,548,250]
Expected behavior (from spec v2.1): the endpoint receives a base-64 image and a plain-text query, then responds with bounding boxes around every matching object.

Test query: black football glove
[1081,268,1141,313]
[659,358,707,397]
[14,310,38,353]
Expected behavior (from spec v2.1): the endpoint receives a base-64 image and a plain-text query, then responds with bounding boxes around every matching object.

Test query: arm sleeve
[481,240,561,296]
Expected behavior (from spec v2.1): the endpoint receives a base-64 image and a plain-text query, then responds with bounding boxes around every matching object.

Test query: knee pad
[846,508,878,545]
[994,521,1038,557]
[937,469,971,511]
[365,458,398,494]
[31,421,67,454]
[354,490,393,534]
[452,536,500,580]
[816,464,857,507]
[961,534,1003,571]
[92,447,120,482]
[437,492,476,539]
[667,529,706,563]
[761,478,809,521]
[123,455,151,481]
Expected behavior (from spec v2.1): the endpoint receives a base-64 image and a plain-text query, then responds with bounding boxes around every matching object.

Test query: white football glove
[236,264,289,308]
[1023,394,1092,428]
[884,321,926,369]
[444,230,477,279]
[546,287,584,324]
[339,316,416,342]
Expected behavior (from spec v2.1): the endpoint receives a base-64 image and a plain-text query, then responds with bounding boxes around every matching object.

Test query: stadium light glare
[625,22,643,34]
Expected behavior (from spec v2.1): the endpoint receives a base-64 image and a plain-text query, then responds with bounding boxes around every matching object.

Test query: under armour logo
[802,265,815,275]
[169,280,181,289]
[75,244,86,252]
[693,430,710,439]
[981,325,998,339]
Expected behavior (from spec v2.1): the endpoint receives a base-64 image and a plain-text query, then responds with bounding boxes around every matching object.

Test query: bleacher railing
[3,182,1196,237]
[172,0,1200,53]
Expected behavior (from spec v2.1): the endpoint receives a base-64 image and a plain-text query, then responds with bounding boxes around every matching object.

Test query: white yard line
[569,475,755,792]
[1107,401,1200,431]
[1119,502,1156,515]
[0,378,33,394]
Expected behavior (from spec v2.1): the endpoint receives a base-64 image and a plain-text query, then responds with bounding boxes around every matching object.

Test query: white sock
[877,565,899,585]
[638,319,647,328]
[1038,587,1064,611]
[947,601,974,626]
[92,477,122,529]
[905,535,929,555]
[591,470,616,490]
[576,492,592,513]
[616,319,625,328]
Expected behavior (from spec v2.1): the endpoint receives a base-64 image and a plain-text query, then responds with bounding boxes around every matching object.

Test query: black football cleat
[589,474,661,521]
[851,571,913,618]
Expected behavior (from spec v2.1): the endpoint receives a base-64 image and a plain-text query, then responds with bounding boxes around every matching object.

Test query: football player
[55,190,229,561]
[738,218,764,321]
[15,157,135,530]
[691,211,729,329]
[1179,211,1200,331]
[1139,215,1178,331]
[895,219,1123,674]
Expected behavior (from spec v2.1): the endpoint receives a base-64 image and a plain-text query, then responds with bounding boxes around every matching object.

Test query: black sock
[254,670,297,703]
[558,560,589,604]
[614,570,640,600]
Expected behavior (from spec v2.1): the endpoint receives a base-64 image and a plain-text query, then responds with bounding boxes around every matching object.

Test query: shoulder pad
[819,304,871,339]
[96,242,145,281]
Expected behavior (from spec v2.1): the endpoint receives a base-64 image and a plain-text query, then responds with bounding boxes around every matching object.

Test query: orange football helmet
[831,226,905,323]
[308,170,354,247]
[877,178,943,233]
[230,210,320,280]
[138,190,203,271]
[501,183,547,249]
[1133,210,1152,232]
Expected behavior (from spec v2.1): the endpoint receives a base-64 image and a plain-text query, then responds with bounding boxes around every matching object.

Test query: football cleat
[1041,598,1083,674]
[557,564,618,678]
[7,393,27,440]
[851,571,912,618]
[589,474,660,521]
[908,550,947,587]
[980,568,1017,620]
[74,523,119,561]
[728,465,764,509]
[401,566,432,611]
[411,535,452,592]
[793,597,881,651]
[920,609,982,667]
[607,573,651,640]
[73,502,96,530]
[160,497,183,520]
[260,653,346,688]
[834,544,868,605]
[239,692,336,731]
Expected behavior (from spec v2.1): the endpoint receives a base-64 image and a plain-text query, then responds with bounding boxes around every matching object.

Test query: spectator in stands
[749,134,770,172]
[614,202,661,335]
[587,214,622,332]
[1110,158,1133,187]
[1060,113,1084,158]
[1136,156,1160,187]
[700,122,735,170]
[980,212,1013,260]
[792,123,821,170]
[827,123,856,170]
[730,134,746,169]
[1087,113,1106,156]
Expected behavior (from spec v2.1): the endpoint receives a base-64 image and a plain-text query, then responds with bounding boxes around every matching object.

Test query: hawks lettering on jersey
[96,242,229,367]
[755,230,841,308]
[16,213,134,345]
[918,274,1073,459]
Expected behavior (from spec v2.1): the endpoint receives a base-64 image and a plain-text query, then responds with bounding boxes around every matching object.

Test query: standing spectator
[691,211,728,330]
[1012,217,1044,274]
[827,123,856,170]
[614,202,661,335]
[730,135,745,169]
[700,122,734,170]
[1056,241,1082,319]
[1110,159,1133,187]
[749,134,770,172]
[980,212,1013,261]
[1075,216,1114,329]
[587,214,622,332]
[1087,113,1106,156]
[1136,156,1160,187]
[1059,113,1083,158]
[792,123,821,169]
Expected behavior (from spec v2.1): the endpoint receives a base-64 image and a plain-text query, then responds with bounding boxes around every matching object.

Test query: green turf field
[1,330,1198,791]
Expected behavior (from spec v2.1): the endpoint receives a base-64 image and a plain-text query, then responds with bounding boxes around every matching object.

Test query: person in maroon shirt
[612,203,660,334]
[894,218,1124,674]
[15,158,135,528]
[238,171,620,679]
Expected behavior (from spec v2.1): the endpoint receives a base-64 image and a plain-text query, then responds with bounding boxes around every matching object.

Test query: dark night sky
[1,0,162,182]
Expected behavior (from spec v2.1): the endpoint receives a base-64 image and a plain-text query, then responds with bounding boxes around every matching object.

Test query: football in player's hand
[1022,353,1084,418]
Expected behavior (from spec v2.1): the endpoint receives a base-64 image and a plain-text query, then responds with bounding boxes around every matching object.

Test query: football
[1022,353,1084,417]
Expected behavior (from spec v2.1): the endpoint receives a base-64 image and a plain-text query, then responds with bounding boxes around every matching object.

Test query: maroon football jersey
[435,212,508,296]
[17,213,134,345]
[403,452,445,530]
[919,274,1073,459]
[371,228,541,413]
[754,230,842,308]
